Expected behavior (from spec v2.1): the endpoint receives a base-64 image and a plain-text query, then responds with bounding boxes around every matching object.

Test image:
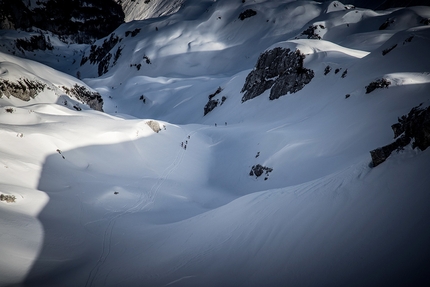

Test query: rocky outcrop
[15,33,54,52]
[238,9,257,21]
[0,78,46,101]
[382,44,397,56]
[241,47,314,102]
[203,87,226,116]
[62,84,104,112]
[365,78,391,94]
[0,194,16,203]
[370,104,430,167]
[146,120,161,133]
[301,24,325,40]
[249,164,273,180]
[80,33,121,76]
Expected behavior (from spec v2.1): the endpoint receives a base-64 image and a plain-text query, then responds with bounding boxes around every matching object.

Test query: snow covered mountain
[1,0,430,286]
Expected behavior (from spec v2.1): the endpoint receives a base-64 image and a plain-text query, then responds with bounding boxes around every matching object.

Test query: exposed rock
[420,18,430,25]
[241,47,314,102]
[403,35,414,44]
[382,44,397,56]
[341,69,348,78]
[0,194,16,203]
[62,84,104,112]
[365,78,391,94]
[15,33,53,52]
[301,24,325,40]
[146,120,161,133]
[0,0,124,44]
[370,104,430,167]
[249,164,273,179]
[204,87,226,116]
[80,33,121,76]
[238,9,257,21]
[379,18,395,30]
[204,100,219,116]
[0,78,46,101]
[125,28,141,37]
[324,65,331,75]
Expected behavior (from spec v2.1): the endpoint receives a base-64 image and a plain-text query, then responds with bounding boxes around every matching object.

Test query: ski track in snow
[86,125,191,286]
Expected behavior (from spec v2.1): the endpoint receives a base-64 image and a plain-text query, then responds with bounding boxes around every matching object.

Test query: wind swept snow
[0,0,430,286]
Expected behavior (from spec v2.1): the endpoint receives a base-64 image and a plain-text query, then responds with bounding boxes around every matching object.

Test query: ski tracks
[85,126,190,287]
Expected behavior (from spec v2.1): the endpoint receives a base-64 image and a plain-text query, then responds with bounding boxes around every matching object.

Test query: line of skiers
[181,135,191,150]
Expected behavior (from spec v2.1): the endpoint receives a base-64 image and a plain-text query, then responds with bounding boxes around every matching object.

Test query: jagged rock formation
[62,84,104,112]
[0,0,124,44]
[203,87,226,116]
[0,78,46,101]
[370,104,430,167]
[365,78,391,94]
[249,164,273,180]
[241,47,314,102]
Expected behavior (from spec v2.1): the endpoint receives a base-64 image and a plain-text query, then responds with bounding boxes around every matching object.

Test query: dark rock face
[15,33,54,52]
[125,28,141,37]
[204,100,219,116]
[301,24,325,40]
[80,34,121,76]
[365,78,391,94]
[62,84,104,112]
[203,87,226,116]
[241,47,314,102]
[370,104,430,167]
[249,164,273,180]
[238,9,257,20]
[379,18,395,30]
[382,44,397,56]
[0,79,46,101]
[0,0,124,44]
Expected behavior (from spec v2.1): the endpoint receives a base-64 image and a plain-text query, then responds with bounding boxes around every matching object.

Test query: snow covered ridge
[0,53,103,111]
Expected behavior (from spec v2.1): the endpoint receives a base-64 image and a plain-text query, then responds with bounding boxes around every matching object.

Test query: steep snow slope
[0,0,430,286]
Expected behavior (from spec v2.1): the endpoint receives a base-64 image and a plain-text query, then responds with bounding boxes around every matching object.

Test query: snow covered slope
[0,0,430,286]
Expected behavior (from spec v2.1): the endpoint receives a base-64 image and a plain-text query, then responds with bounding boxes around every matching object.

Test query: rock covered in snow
[62,84,104,112]
[241,47,314,102]
[370,104,430,167]
[0,78,46,101]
